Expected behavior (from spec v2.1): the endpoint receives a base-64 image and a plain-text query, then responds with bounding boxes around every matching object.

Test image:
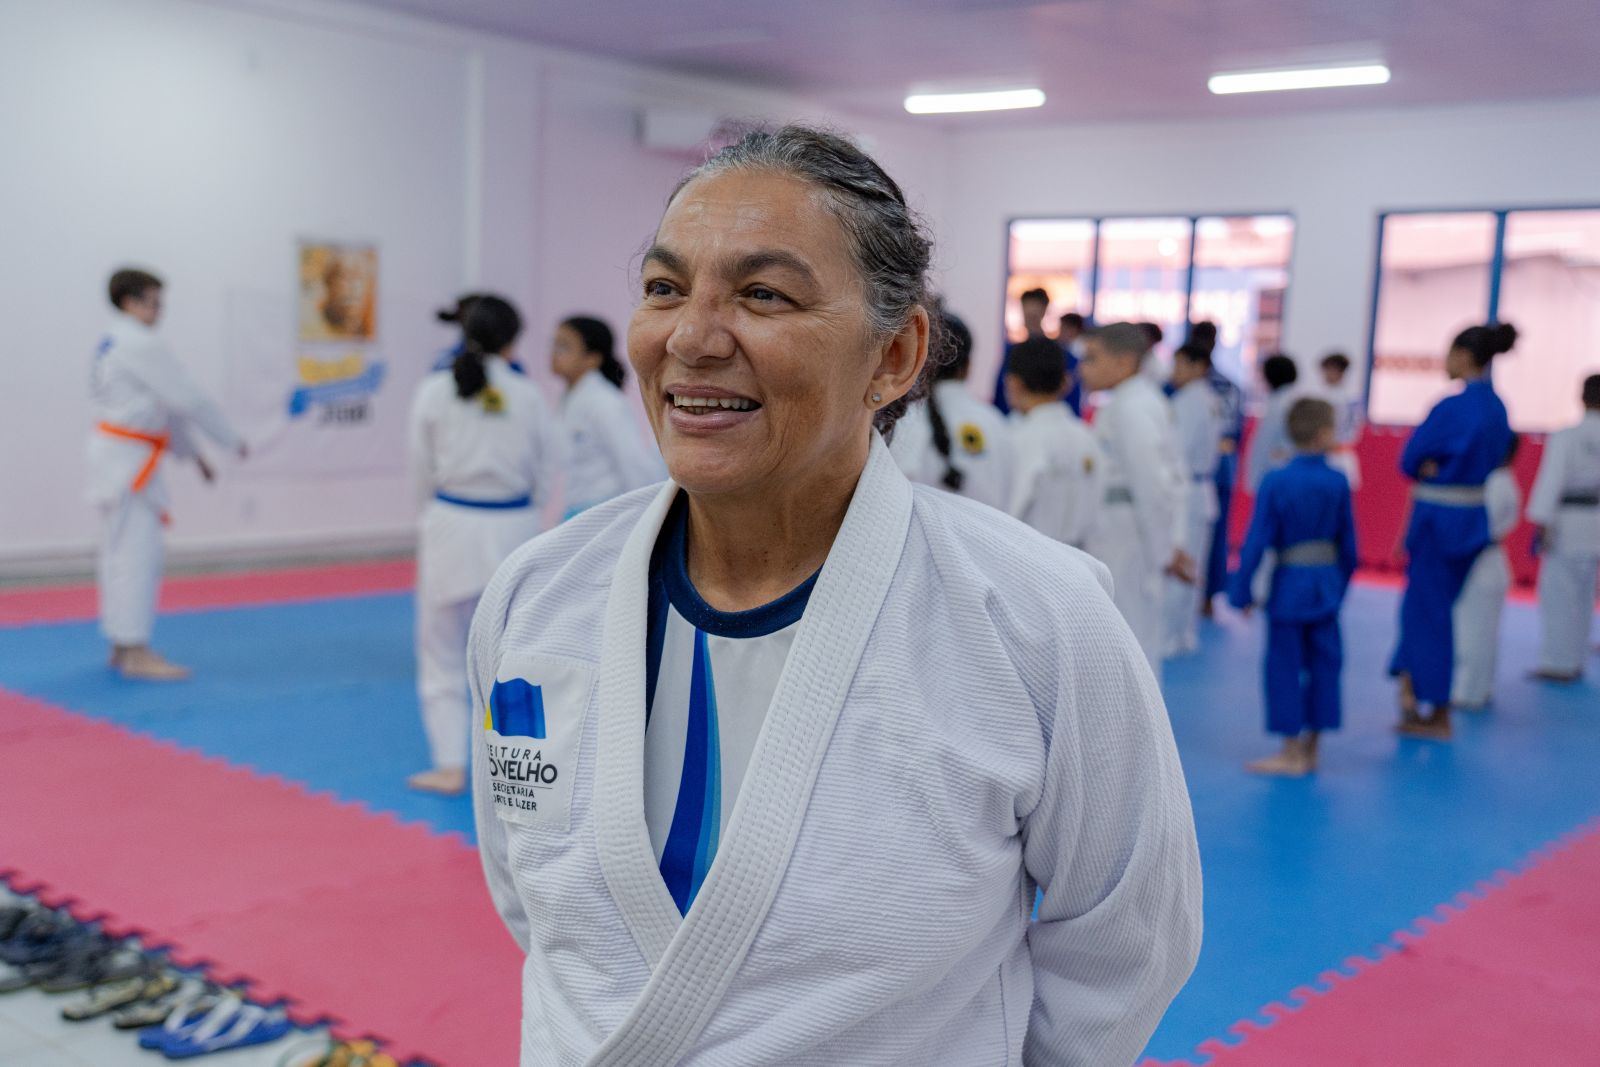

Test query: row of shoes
[0,894,293,1058]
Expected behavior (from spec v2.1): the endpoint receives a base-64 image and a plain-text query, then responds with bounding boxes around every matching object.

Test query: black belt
[1561,492,1600,508]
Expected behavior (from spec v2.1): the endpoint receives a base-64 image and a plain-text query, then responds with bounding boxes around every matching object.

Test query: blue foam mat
[0,585,1596,1062]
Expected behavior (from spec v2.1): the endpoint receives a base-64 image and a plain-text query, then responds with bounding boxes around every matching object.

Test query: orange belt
[97,422,169,493]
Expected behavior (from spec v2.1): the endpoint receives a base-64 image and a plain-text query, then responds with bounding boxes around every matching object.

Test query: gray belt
[1105,486,1134,505]
[1561,492,1600,508]
[1279,540,1338,567]
[1413,483,1486,507]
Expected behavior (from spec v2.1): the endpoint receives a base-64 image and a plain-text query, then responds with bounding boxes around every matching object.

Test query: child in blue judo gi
[1229,398,1358,776]
[1389,322,1516,739]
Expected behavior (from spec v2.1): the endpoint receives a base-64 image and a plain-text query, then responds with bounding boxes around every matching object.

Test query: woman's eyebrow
[728,250,818,287]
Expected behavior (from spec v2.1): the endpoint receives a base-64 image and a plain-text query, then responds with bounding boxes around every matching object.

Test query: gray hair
[1090,322,1154,360]
[668,124,943,434]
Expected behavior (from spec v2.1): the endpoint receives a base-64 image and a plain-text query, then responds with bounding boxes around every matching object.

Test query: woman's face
[628,169,921,497]
[550,325,596,385]
[1444,345,1474,381]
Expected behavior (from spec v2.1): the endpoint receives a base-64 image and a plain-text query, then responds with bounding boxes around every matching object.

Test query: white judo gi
[1245,387,1300,495]
[1164,378,1223,657]
[1319,384,1364,492]
[889,380,1015,512]
[560,369,664,515]
[1007,403,1102,549]
[1450,467,1521,707]
[87,312,242,647]
[471,433,1201,1067]
[1085,375,1188,675]
[410,359,564,771]
[1528,411,1600,677]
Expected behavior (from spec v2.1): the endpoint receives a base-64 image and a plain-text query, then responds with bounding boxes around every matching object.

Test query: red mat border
[1137,813,1600,1066]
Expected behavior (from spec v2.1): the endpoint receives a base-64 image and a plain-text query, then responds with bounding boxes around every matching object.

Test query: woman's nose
[665,295,737,364]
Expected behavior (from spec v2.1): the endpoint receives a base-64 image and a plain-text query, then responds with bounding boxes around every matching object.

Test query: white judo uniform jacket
[87,311,241,514]
[1085,376,1188,674]
[1450,467,1521,707]
[1165,379,1223,657]
[561,370,665,514]
[1008,403,1103,550]
[410,360,564,607]
[889,380,1016,512]
[1528,411,1600,674]
[471,434,1202,1067]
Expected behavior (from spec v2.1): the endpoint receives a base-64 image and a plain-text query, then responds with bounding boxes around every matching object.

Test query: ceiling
[351,0,1600,125]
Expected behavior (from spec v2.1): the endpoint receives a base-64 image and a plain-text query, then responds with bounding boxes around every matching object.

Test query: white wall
[937,97,1600,397]
[0,0,950,571]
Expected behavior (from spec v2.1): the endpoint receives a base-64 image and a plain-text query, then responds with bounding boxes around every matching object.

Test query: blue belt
[435,491,531,510]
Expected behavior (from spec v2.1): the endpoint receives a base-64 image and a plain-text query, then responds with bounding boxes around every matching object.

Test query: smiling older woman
[470,126,1201,1067]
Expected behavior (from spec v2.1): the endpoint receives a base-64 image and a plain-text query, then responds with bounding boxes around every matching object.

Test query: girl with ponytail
[550,314,664,517]
[406,293,563,795]
[1388,320,1516,740]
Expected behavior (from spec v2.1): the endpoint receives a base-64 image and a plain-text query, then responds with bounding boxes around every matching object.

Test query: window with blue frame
[1005,214,1293,390]
[1367,207,1600,431]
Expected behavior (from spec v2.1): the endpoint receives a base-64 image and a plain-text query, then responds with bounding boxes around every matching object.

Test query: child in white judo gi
[1165,343,1224,656]
[1004,335,1102,549]
[549,315,664,518]
[889,312,1015,511]
[1528,374,1600,683]
[1451,436,1522,708]
[88,268,246,681]
[1228,398,1358,776]
[1246,353,1301,495]
[1318,352,1364,491]
[1081,322,1193,675]
[408,295,562,794]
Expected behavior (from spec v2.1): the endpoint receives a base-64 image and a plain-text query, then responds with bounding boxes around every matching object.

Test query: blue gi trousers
[1206,453,1237,601]
[1389,546,1478,706]
[1265,616,1342,735]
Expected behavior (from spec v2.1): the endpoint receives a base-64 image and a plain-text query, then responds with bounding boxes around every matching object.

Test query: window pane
[1369,212,1496,426]
[1094,217,1194,373]
[1191,215,1294,389]
[1495,210,1600,432]
[1005,219,1095,343]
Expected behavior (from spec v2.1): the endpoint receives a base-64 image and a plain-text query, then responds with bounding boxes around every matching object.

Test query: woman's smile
[665,384,764,434]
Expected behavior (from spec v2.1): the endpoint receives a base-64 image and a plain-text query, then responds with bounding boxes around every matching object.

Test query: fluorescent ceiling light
[904,88,1045,114]
[1208,63,1390,95]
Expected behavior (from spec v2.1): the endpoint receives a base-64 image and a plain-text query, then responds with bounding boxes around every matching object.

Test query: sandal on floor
[154,995,294,1059]
[39,943,149,994]
[62,968,177,1021]
[0,911,80,966]
[124,978,217,1033]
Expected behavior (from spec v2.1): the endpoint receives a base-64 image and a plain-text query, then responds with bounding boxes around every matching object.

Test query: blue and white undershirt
[644,495,816,915]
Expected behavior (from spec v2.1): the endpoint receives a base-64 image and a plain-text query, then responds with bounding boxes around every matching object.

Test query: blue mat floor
[0,584,1595,1062]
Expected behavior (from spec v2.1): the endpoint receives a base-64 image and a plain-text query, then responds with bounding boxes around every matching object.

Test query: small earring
[870,392,882,404]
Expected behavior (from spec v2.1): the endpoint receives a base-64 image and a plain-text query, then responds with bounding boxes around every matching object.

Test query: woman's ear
[868,306,929,409]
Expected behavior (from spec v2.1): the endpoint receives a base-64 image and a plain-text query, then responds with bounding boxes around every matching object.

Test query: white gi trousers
[416,596,479,770]
[1538,552,1600,676]
[1164,479,1217,657]
[98,493,164,647]
[1096,502,1164,675]
[1451,544,1510,706]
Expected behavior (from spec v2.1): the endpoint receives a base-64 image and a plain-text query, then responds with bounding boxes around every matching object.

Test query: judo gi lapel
[588,433,914,1067]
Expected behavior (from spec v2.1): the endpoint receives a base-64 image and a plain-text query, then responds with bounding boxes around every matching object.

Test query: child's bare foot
[1248,736,1314,777]
[1398,705,1452,740]
[1396,671,1421,726]
[407,768,467,795]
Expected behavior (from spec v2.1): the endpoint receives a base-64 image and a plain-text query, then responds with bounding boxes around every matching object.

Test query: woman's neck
[682,437,868,612]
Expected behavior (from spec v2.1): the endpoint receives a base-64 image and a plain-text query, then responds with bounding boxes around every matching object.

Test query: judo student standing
[549,315,663,517]
[88,268,246,681]
[1390,322,1516,739]
[1451,436,1522,708]
[1317,352,1364,491]
[1081,322,1192,674]
[408,295,562,795]
[1527,374,1600,682]
[1228,398,1357,776]
[1004,335,1102,549]
[890,311,1015,511]
[1245,353,1301,494]
[472,126,1199,1066]
[1165,343,1224,656]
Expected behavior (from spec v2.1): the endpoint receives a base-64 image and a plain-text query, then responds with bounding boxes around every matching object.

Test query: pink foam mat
[0,687,519,1065]
[1142,817,1600,1066]
[0,559,417,627]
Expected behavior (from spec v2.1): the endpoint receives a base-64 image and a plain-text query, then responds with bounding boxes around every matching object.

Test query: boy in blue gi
[1229,398,1358,776]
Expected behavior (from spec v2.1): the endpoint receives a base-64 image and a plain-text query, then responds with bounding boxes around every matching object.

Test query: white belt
[1413,483,1486,507]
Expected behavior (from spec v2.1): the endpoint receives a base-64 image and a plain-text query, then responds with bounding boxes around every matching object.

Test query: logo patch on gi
[959,422,987,455]
[483,655,594,830]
